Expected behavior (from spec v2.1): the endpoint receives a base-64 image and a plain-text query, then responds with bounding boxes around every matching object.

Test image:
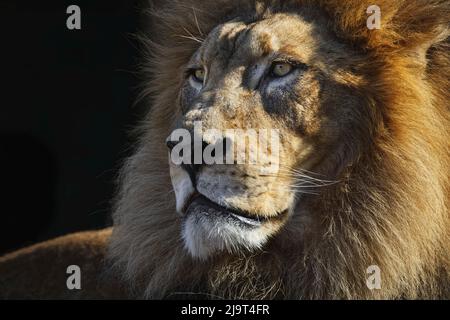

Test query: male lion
[0,0,449,299]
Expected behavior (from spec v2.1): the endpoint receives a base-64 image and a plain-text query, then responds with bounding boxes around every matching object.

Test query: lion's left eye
[270,62,293,77]
[191,68,205,83]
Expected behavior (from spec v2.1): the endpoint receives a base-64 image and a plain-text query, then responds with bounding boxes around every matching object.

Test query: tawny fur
[0,229,128,299]
[108,0,450,299]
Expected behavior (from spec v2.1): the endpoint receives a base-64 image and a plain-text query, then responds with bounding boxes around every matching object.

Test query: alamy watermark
[366,265,381,290]
[66,265,81,290]
[168,121,280,174]
[367,5,381,30]
[66,5,81,30]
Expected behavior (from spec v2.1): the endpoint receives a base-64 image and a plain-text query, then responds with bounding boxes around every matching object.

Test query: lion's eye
[192,68,205,83]
[270,62,293,77]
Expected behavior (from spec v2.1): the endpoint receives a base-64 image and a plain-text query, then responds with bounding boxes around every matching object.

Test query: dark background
[0,0,149,254]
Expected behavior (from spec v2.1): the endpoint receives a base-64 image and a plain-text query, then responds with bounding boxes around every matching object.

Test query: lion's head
[109,0,449,299]
[168,11,366,259]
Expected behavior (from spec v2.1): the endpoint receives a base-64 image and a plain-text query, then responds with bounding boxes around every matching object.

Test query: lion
[0,0,449,299]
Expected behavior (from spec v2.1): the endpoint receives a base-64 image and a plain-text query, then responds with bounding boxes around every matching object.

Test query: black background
[0,1,148,254]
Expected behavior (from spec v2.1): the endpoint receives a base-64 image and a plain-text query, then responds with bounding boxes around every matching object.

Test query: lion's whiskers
[175,26,204,44]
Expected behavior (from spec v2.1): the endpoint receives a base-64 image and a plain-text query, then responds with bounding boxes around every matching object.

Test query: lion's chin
[181,194,285,260]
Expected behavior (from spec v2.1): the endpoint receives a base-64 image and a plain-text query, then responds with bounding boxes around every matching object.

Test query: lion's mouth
[182,191,287,227]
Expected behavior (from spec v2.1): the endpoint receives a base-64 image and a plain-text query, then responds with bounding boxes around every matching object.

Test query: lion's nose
[167,136,215,185]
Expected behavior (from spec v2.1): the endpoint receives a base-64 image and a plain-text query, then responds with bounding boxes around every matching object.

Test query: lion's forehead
[200,13,319,68]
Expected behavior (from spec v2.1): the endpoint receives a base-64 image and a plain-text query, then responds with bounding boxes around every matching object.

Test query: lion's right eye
[270,62,294,78]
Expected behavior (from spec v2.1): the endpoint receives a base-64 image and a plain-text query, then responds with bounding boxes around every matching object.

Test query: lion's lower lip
[183,193,270,226]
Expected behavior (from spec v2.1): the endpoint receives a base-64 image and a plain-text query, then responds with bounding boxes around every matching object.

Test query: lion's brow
[214,26,248,66]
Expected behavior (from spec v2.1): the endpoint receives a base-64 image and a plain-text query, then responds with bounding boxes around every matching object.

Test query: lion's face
[169,12,366,259]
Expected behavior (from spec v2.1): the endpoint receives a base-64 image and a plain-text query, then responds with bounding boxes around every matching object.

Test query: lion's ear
[326,0,449,56]
[373,0,450,58]
[393,8,449,66]
[411,27,449,64]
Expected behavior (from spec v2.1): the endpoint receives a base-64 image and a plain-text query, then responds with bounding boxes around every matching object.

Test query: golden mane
[108,0,450,299]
